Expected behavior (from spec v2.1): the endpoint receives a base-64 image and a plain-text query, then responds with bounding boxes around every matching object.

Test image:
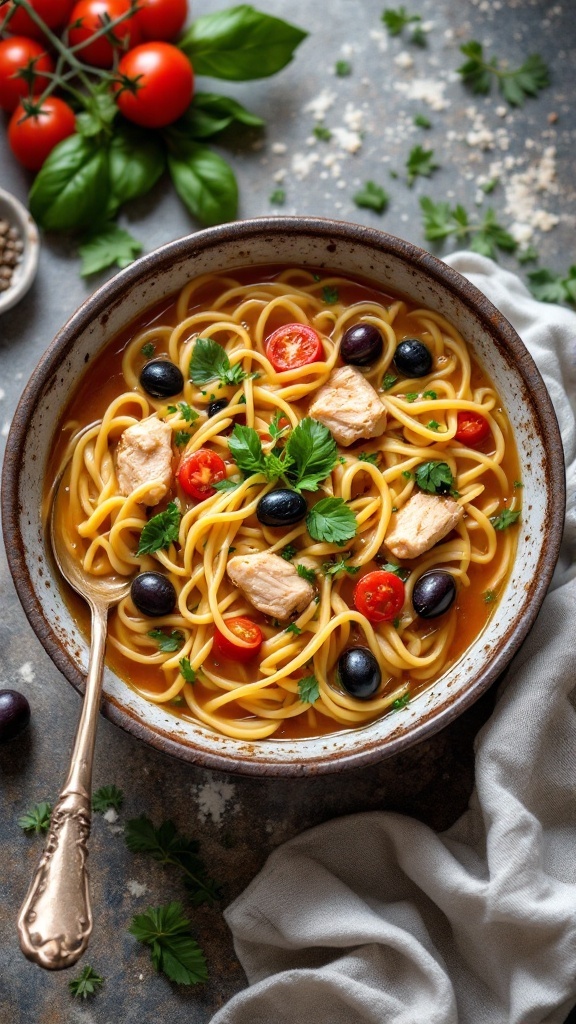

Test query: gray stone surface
[0,0,574,1020]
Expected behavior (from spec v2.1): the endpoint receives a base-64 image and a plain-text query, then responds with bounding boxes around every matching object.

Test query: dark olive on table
[208,398,229,418]
[0,689,31,741]
[256,489,307,527]
[131,572,177,617]
[140,359,184,398]
[412,570,456,619]
[393,338,433,378]
[340,324,384,366]
[336,647,381,700]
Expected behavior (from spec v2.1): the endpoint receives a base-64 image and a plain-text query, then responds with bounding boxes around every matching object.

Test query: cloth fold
[210,254,576,1024]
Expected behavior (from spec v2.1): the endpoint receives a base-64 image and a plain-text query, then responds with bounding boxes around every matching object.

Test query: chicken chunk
[116,416,173,506]
[227,551,314,619]
[308,365,387,447]
[385,491,464,560]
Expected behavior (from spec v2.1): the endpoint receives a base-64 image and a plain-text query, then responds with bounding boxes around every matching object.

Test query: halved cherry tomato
[68,0,141,68]
[135,0,188,41]
[0,37,54,113]
[353,570,405,624]
[213,616,263,662]
[8,97,76,170]
[114,42,193,128]
[454,411,491,447]
[265,324,323,373]
[177,448,226,501]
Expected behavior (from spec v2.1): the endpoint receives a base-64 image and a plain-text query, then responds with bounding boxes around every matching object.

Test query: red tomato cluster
[1,0,191,170]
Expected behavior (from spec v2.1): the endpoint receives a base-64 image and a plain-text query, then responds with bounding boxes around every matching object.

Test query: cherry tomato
[135,0,187,41]
[265,324,324,373]
[114,42,193,127]
[0,37,54,113]
[8,97,76,170]
[213,617,263,662]
[353,570,405,624]
[454,411,491,447]
[0,0,74,39]
[177,448,226,501]
[68,0,141,68]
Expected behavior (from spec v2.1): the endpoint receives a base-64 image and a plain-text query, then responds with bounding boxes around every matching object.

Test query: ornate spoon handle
[17,600,108,969]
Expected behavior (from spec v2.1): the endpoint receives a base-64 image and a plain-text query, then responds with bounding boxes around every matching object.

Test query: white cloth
[210,254,576,1024]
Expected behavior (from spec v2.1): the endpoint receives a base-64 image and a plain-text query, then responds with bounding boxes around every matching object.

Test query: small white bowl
[0,187,39,316]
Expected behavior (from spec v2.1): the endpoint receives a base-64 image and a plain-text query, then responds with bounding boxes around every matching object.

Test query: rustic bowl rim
[1,216,566,776]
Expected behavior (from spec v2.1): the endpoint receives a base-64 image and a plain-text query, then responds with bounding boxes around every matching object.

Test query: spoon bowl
[17,458,131,970]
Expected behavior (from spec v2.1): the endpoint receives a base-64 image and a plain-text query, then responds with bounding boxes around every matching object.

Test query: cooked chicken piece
[116,416,173,506]
[227,551,315,619]
[385,491,464,560]
[308,365,387,447]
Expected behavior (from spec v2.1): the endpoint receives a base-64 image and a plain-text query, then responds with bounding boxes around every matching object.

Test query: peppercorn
[0,220,23,292]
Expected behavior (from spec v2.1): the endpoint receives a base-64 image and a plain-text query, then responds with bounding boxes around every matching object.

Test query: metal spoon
[18,461,131,970]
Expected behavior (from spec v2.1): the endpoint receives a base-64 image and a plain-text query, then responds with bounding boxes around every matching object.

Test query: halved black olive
[0,689,31,741]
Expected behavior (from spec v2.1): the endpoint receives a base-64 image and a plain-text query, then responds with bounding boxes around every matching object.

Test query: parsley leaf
[490,508,521,530]
[427,420,441,431]
[285,622,302,635]
[174,430,192,448]
[381,561,410,580]
[483,589,497,603]
[420,197,516,259]
[414,113,431,129]
[18,802,52,834]
[306,497,357,544]
[313,123,332,141]
[285,418,339,492]
[93,785,124,813]
[78,223,142,277]
[189,337,248,388]
[141,341,155,358]
[382,6,421,36]
[69,965,104,999]
[137,502,181,556]
[298,675,320,703]
[382,372,398,390]
[228,424,268,477]
[527,266,576,305]
[404,392,418,403]
[297,564,316,584]
[269,187,286,205]
[335,59,351,76]
[391,692,410,711]
[125,816,220,906]
[148,629,185,653]
[129,902,208,985]
[322,285,339,304]
[280,543,297,561]
[406,145,440,186]
[415,461,454,495]
[353,180,389,214]
[422,390,437,399]
[172,401,198,423]
[179,657,196,683]
[357,451,380,465]
[323,553,360,577]
[457,42,550,106]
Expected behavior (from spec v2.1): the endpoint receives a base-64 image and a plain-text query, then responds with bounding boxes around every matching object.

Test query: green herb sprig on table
[93,785,124,813]
[457,41,550,106]
[420,198,517,260]
[129,901,208,985]
[69,965,104,999]
[353,181,389,214]
[125,815,221,906]
[18,801,52,834]
[2,1,307,276]
[406,145,440,186]
[527,266,576,305]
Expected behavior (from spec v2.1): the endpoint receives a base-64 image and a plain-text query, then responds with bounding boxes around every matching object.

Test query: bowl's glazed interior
[1,218,565,776]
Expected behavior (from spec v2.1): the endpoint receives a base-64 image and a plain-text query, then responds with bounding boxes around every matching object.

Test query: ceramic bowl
[1,218,565,776]
[0,188,39,316]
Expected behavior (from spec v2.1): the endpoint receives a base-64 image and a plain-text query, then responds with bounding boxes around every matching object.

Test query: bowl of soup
[1,218,565,776]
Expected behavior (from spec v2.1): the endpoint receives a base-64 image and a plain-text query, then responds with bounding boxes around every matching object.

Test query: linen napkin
[210,253,576,1024]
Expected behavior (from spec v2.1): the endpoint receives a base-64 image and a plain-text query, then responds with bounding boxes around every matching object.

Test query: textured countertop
[1,1,575,1020]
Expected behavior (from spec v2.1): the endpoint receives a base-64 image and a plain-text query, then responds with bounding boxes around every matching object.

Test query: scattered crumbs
[271,142,287,155]
[103,808,118,824]
[18,662,35,684]
[503,146,560,242]
[394,50,414,70]
[303,88,337,121]
[331,127,363,154]
[138,973,144,982]
[393,77,449,111]
[369,28,389,52]
[193,777,237,825]
[0,387,5,401]
[495,105,508,118]
[343,103,365,133]
[126,879,149,897]
[291,151,320,180]
[273,168,287,183]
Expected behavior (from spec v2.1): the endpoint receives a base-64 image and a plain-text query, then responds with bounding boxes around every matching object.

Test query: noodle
[51,268,520,740]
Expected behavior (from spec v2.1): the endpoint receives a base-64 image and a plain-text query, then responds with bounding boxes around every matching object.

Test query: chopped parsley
[514,480,523,489]
[280,543,297,561]
[413,113,431,129]
[427,420,441,431]
[313,123,332,141]
[480,177,499,195]
[381,561,410,581]
[483,589,497,604]
[141,342,155,358]
[269,410,291,441]
[189,337,251,388]
[457,41,550,106]
[354,181,389,214]
[148,629,185,653]
[69,966,104,1000]
[137,502,181,556]
[404,392,419,402]
[269,188,286,205]
[179,657,196,683]
[402,470,413,479]
[527,266,576,305]
[357,451,380,465]
[415,460,454,495]
[93,785,123,813]
[213,477,241,492]
[422,390,437,400]
[406,145,440,186]
[391,692,411,711]
[420,197,517,260]
[322,285,339,304]
[382,6,421,36]
[490,508,521,530]
[129,902,208,985]
[285,622,302,636]
[298,675,320,704]
[322,553,360,577]
[297,564,316,584]
[168,401,198,424]
[18,801,52,834]
[306,497,357,545]
[335,59,351,76]
[382,372,398,390]
[174,430,192,448]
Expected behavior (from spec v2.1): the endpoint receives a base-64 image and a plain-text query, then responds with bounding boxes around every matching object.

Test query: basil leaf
[29,135,110,232]
[76,87,118,138]
[78,223,142,276]
[181,91,264,140]
[107,122,166,217]
[179,5,308,81]
[285,418,338,492]
[306,498,358,545]
[167,141,238,225]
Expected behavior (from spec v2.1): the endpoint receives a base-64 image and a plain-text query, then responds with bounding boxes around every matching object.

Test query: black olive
[208,398,228,418]
[412,570,456,619]
[140,359,184,398]
[256,489,307,527]
[131,572,177,617]
[336,647,381,700]
[0,689,31,741]
[393,338,433,378]
[340,323,384,366]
